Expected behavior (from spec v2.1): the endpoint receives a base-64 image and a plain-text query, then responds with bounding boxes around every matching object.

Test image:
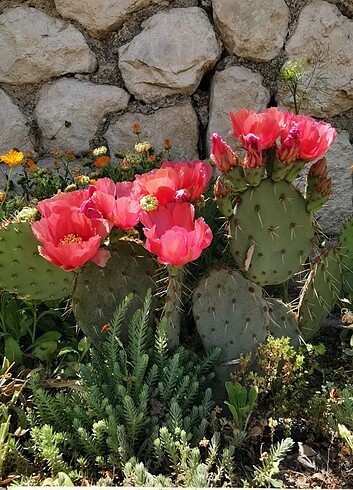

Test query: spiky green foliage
[298,248,342,341]
[0,221,74,300]
[72,239,159,346]
[28,291,220,482]
[250,437,294,488]
[229,178,314,285]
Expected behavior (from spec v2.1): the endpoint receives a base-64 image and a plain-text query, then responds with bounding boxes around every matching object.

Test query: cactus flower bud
[214,176,233,217]
[210,133,238,173]
[308,157,328,178]
[242,134,263,169]
[276,125,300,164]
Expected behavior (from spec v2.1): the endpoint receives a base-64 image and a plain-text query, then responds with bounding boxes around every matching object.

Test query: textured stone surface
[0,7,97,84]
[316,131,353,235]
[36,79,130,152]
[118,7,221,103]
[206,66,270,152]
[212,0,289,61]
[105,101,199,160]
[0,90,32,154]
[280,0,353,117]
[54,0,163,38]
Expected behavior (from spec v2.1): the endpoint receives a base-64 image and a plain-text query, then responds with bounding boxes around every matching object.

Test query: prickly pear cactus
[266,298,301,347]
[72,239,159,346]
[193,266,270,362]
[229,178,314,286]
[339,217,353,302]
[0,221,74,300]
[297,248,342,341]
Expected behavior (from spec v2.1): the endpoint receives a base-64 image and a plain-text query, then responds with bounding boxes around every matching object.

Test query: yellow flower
[0,149,24,167]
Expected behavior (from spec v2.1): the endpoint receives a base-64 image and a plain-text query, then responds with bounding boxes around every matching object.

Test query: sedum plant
[26,291,222,484]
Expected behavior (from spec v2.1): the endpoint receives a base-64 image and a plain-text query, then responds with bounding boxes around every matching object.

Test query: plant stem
[163,266,184,349]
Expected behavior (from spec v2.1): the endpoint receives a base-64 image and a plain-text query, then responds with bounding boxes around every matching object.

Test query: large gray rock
[212,0,289,61]
[0,7,97,84]
[118,7,221,103]
[206,66,270,152]
[280,0,353,118]
[36,79,130,153]
[316,131,353,235]
[54,0,163,38]
[0,90,32,154]
[105,101,199,160]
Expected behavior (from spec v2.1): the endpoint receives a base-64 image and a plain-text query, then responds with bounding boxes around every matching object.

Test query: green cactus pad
[193,266,270,395]
[72,239,159,346]
[298,248,342,341]
[193,266,269,363]
[229,178,314,286]
[339,217,353,302]
[0,221,74,300]
[266,298,301,347]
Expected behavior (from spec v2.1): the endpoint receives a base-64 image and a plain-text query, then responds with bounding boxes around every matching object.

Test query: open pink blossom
[31,207,110,271]
[37,189,90,217]
[229,108,287,149]
[291,115,336,161]
[135,160,213,206]
[141,202,213,267]
[90,177,142,230]
[210,133,238,173]
[36,187,111,239]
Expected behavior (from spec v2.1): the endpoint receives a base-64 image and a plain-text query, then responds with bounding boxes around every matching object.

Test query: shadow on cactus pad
[72,239,160,347]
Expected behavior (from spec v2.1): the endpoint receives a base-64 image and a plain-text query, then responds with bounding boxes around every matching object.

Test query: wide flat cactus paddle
[0,221,74,300]
[72,239,159,346]
[298,248,342,341]
[229,178,314,286]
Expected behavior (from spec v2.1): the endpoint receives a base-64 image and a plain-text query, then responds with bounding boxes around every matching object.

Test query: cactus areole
[229,178,314,285]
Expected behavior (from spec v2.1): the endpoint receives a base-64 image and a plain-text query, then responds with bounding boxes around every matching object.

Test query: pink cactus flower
[37,189,90,217]
[91,178,142,230]
[141,202,213,267]
[229,107,286,149]
[31,207,110,271]
[291,115,336,161]
[135,160,213,206]
[210,133,239,173]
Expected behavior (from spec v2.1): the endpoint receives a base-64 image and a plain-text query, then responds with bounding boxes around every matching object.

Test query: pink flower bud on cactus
[242,134,263,168]
[210,133,238,173]
[276,125,301,164]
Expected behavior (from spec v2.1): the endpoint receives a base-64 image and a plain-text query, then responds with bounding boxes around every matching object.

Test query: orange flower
[26,159,36,170]
[0,149,24,167]
[163,138,172,150]
[132,123,141,134]
[95,156,110,168]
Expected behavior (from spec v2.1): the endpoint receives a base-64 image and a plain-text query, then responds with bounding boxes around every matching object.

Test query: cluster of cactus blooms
[30,160,213,271]
[211,108,336,213]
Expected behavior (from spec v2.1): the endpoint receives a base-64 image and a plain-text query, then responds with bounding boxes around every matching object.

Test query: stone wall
[0,0,352,234]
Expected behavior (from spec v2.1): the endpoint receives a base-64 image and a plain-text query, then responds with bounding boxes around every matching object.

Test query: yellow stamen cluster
[60,233,83,245]
[140,195,159,212]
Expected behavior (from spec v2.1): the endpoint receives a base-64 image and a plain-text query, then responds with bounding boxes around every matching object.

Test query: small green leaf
[4,336,23,364]
[30,331,61,348]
